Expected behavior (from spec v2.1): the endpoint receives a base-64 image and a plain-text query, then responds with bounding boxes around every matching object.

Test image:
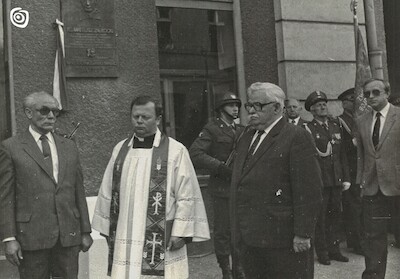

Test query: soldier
[189,92,245,279]
[305,91,350,265]
[337,88,363,254]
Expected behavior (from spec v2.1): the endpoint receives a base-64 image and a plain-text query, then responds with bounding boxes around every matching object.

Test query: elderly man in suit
[230,82,322,278]
[284,98,308,126]
[356,79,400,279]
[0,91,92,279]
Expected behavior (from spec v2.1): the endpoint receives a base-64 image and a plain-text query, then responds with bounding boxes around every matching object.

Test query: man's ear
[24,107,33,119]
[156,115,162,126]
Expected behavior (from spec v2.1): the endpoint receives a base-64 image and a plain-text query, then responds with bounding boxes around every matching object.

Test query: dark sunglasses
[244,101,276,112]
[36,107,60,117]
[363,89,383,98]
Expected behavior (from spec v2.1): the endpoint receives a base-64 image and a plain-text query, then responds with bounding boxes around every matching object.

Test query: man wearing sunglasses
[230,82,322,278]
[0,91,92,279]
[356,79,400,279]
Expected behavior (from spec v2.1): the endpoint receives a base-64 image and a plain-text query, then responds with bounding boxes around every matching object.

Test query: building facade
[0,0,396,195]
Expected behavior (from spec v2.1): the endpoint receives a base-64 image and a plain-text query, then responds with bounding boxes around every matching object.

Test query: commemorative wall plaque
[62,0,118,77]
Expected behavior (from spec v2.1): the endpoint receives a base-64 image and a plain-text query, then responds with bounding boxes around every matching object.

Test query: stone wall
[8,0,161,195]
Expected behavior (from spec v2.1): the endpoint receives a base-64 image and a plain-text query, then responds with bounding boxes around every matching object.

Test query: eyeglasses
[36,107,60,117]
[244,101,276,112]
[363,89,383,98]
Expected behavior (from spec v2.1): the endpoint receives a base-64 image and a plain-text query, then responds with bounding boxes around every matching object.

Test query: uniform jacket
[338,112,358,183]
[189,117,244,197]
[231,118,322,248]
[356,104,400,196]
[306,118,350,187]
[0,130,91,250]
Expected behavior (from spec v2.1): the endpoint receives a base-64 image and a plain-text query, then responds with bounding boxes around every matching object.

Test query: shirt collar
[128,128,161,147]
[261,116,283,134]
[289,116,300,124]
[373,102,390,119]
[315,118,328,127]
[220,117,234,128]
[29,125,54,144]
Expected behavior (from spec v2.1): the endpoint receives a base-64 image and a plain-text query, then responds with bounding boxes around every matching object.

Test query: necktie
[291,119,296,124]
[40,135,53,174]
[243,130,265,170]
[372,112,381,148]
[322,123,328,131]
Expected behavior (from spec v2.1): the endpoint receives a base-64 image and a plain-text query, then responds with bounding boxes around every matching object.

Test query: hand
[342,182,351,191]
[5,240,23,266]
[293,235,311,253]
[167,236,185,251]
[80,233,93,252]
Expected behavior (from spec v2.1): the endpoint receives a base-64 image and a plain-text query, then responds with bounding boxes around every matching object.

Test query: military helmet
[305,90,328,111]
[215,92,242,111]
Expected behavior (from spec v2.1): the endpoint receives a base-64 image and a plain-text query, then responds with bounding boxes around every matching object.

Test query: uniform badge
[316,133,320,139]
[198,132,203,137]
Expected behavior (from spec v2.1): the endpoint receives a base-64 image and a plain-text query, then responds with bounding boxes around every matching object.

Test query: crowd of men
[0,78,399,279]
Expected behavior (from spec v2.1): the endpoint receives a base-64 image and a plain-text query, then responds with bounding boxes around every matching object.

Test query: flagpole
[363,0,384,80]
[351,0,358,54]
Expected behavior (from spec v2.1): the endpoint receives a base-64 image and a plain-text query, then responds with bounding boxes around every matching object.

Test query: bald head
[285,98,302,119]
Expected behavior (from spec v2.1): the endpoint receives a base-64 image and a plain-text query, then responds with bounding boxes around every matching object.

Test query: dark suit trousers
[315,186,342,257]
[240,243,313,279]
[389,196,400,245]
[342,184,362,249]
[19,239,80,279]
[361,191,400,279]
[213,196,231,256]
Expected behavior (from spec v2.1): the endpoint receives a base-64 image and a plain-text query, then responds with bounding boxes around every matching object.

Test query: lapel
[53,134,67,191]
[377,104,396,150]
[21,130,57,185]
[240,118,286,178]
[235,129,255,176]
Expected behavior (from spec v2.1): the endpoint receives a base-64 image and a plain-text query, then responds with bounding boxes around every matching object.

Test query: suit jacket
[231,118,322,248]
[0,130,91,250]
[306,118,350,187]
[356,104,400,196]
[189,117,244,197]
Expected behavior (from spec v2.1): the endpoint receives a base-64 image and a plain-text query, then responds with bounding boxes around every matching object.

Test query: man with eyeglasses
[355,79,400,279]
[304,90,350,266]
[230,82,322,278]
[0,91,93,279]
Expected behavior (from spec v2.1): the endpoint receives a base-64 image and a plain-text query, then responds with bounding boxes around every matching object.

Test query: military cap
[338,88,355,102]
[215,92,242,111]
[305,90,328,111]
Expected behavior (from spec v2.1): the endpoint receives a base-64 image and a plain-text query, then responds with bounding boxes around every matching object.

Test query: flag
[353,27,371,117]
[53,19,68,110]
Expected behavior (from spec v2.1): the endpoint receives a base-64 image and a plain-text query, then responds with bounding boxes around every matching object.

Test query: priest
[92,95,210,279]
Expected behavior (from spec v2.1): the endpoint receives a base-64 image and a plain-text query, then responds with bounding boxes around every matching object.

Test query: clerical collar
[132,134,156,149]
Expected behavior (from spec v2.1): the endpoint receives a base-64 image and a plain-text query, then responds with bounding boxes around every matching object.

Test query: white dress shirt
[371,102,390,137]
[249,116,283,155]
[29,125,59,183]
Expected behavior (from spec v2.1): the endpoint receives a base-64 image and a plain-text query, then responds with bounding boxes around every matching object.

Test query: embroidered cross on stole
[141,135,170,276]
[106,134,170,276]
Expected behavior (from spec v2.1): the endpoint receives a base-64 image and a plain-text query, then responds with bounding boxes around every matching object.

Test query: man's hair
[130,95,163,116]
[363,78,390,94]
[23,91,56,109]
[284,98,300,106]
[247,82,285,108]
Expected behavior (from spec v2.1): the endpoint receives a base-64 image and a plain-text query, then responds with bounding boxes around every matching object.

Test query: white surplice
[92,129,210,279]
